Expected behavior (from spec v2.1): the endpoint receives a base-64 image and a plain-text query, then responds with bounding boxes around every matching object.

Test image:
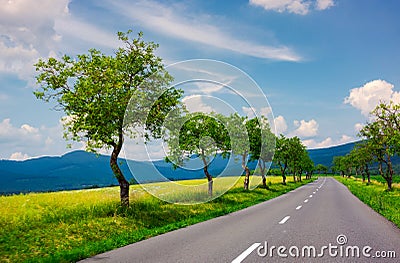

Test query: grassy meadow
[0,176,313,263]
[335,175,400,228]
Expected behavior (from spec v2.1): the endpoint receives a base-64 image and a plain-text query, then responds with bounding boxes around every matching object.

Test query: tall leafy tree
[224,113,251,190]
[165,112,230,196]
[34,30,183,206]
[274,134,290,185]
[246,116,275,188]
[359,101,400,190]
[315,164,328,175]
[298,150,314,181]
[287,136,307,182]
[332,156,346,177]
[351,141,374,183]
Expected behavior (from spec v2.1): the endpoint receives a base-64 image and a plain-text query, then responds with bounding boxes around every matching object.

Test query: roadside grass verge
[335,176,400,228]
[0,176,313,263]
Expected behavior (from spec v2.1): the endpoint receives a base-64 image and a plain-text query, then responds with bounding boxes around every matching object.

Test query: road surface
[80,177,400,262]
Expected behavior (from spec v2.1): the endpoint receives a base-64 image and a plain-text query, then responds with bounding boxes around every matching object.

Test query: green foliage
[315,164,328,175]
[246,116,276,176]
[35,30,181,152]
[273,134,311,182]
[357,101,400,190]
[274,134,291,183]
[222,113,252,189]
[34,30,183,205]
[0,178,313,262]
[165,112,230,169]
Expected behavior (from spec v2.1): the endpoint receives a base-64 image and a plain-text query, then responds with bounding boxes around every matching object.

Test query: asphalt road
[80,177,400,262]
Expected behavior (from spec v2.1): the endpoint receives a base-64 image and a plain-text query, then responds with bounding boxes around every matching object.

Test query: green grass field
[0,176,313,263]
[335,176,400,228]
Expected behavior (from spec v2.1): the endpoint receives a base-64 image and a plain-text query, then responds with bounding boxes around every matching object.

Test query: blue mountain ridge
[0,142,358,194]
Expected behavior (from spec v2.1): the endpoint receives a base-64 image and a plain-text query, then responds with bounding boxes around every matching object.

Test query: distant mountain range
[0,141,358,194]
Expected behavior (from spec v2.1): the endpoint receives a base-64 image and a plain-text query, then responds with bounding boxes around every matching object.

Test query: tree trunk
[365,165,370,184]
[258,161,267,189]
[201,154,213,197]
[280,162,287,185]
[110,132,129,207]
[387,176,392,191]
[386,155,393,191]
[242,153,250,190]
[298,170,302,182]
[243,168,250,190]
[378,161,383,177]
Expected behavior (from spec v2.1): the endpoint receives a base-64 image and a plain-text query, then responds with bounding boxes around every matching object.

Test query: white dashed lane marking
[231,243,261,263]
[232,178,326,263]
[279,216,290,224]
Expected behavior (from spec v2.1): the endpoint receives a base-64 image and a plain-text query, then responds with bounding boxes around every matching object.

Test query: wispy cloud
[0,0,117,80]
[109,0,302,62]
[249,0,335,15]
[303,135,355,149]
[54,17,118,50]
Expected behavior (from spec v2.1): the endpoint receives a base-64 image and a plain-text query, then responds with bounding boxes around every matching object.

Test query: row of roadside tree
[332,101,400,191]
[33,29,316,205]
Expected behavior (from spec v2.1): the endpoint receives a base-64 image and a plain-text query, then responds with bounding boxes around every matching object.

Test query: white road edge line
[231,242,261,263]
[279,216,290,224]
[296,205,302,210]
[304,199,309,203]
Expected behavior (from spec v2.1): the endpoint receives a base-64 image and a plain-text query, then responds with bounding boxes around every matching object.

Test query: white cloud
[0,0,70,78]
[242,107,256,118]
[192,81,231,95]
[354,123,364,133]
[274,115,288,135]
[303,137,332,148]
[250,0,334,15]
[182,95,215,113]
[0,117,82,160]
[0,0,117,80]
[291,119,318,137]
[9,152,30,161]
[344,79,400,116]
[110,0,301,61]
[260,107,273,117]
[21,124,39,134]
[303,134,354,149]
[0,118,39,139]
[316,0,335,10]
[122,139,166,161]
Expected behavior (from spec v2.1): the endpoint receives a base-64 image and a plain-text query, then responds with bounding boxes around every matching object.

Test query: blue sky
[1,0,400,160]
